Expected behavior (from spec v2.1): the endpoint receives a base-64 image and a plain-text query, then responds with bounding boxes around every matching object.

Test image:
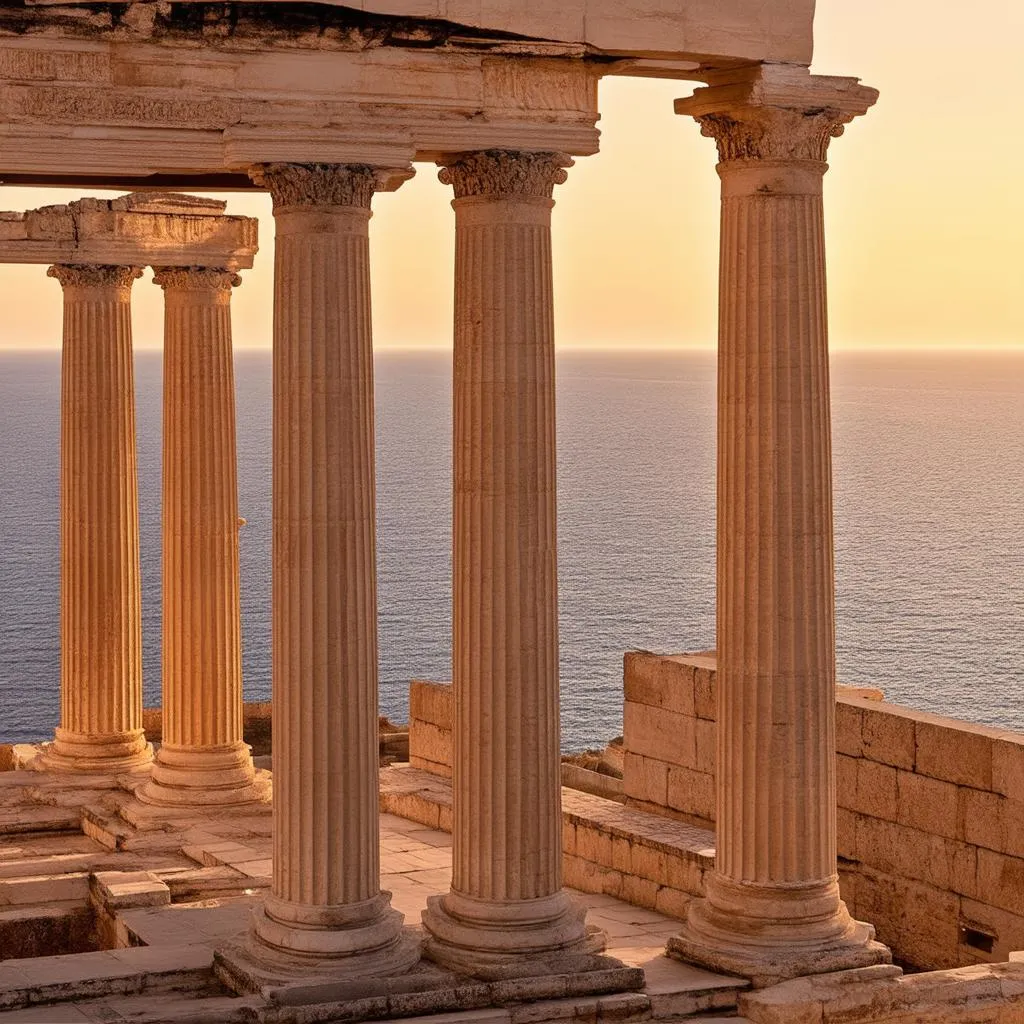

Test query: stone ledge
[380,766,714,921]
[739,961,1024,1024]
[216,942,644,1022]
[0,945,215,1012]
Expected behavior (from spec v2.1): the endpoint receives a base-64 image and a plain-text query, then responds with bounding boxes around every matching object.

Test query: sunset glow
[0,0,1020,352]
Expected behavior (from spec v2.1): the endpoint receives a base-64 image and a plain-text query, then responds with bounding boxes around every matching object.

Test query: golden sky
[1,0,1021,352]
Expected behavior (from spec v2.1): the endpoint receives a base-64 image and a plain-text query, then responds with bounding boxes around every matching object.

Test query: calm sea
[1,350,1021,751]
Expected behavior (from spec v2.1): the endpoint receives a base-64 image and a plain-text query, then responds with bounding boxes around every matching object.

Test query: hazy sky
[1,0,1021,352]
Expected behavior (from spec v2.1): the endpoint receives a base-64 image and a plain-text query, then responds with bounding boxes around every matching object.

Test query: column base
[135,743,270,809]
[237,891,419,975]
[667,875,892,989]
[421,889,610,979]
[39,728,153,774]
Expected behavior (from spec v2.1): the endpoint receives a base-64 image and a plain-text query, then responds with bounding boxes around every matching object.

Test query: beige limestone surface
[236,163,416,977]
[621,652,1024,974]
[0,766,746,1022]
[313,0,816,65]
[421,149,596,977]
[0,9,602,187]
[0,195,256,269]
[664,65,885,988]
[41,265,152,775]
[137,267,268,811]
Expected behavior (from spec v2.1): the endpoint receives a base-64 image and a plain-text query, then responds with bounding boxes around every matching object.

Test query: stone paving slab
[0,769,747,1022]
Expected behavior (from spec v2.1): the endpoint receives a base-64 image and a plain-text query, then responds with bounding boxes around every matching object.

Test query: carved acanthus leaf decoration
[47,264,143,289]
[438,150,572,199]
[697,108,852,164]
[152,267,242,291]
[249,163,379,210]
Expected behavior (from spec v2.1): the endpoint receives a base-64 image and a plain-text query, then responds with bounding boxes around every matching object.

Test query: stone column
[421,150,597,976]
[242,162,416,974]
[667,69,886,986]
[44,264,152,773]
[137,267,267,808]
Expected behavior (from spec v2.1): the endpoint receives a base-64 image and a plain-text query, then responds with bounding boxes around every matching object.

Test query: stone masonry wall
[408,680,452,779]
[623,651,1024,971]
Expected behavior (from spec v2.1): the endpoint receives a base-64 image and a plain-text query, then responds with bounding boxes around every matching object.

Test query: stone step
[0,945,215,1013]
[381,765,715,920]
[0,807,80,836]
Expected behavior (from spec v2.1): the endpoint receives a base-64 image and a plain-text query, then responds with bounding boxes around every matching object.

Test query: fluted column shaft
[452,194,561,903]
[422,150,595,975]
[668,72,886,986]
[46,264,152,772]
[716,161,835,891]
[139,267,264,807]
[244,163,413,971]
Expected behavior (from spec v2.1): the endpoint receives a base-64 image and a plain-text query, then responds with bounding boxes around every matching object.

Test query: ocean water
[1,349,1021,751]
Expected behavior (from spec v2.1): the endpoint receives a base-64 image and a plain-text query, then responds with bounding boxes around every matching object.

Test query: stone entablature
[0,5,602,188]
[352,0,815,64]
[623,652,1024,972]
[0,194,257,269]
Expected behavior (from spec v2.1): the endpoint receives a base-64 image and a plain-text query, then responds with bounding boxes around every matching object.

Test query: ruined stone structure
[0,194,263,805]
[3,2,1021,1022]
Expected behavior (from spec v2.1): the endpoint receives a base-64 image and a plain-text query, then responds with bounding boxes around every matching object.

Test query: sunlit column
[138,266,267,808]
[421,150,598,976]
[44,264,152,773]
[667,68,888,987]
[242,162,417,973]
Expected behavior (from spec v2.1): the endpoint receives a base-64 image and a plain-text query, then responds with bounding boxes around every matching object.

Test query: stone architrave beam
[0,194,257,270]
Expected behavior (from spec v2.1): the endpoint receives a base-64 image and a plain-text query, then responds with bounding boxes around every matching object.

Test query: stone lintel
[675,64,879,122]
[0,193,257,269]
[0,39,602,185]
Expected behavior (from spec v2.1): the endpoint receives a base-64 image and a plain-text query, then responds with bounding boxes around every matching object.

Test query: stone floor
[0,763,748,1022]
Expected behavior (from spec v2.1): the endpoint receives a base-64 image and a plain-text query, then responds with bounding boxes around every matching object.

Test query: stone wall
[408,681,453,779]
[623,652,1024,971]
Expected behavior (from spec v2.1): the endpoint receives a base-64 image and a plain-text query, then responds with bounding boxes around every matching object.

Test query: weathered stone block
[664,852,705,895]
[408,720,453,777]
[837,806,858,861]
[610,835,632,874]
[653,885,691,921]
[861,702,917,770]
[623,652,696,717]
[836,701,864,758]
[959,788,1007,854]
[408,680,453,728]
[917,718,994,790]
[977,849,1024,917]
[90,870,170,910]
[666,765,715,823]
[960,896,1024,963]
[694,718,716,776]
[692,657,717,721]
[856,758,899,822]
[993,734,1024,799]
[895,876,960,970]
[628,843,668,883]
[622,751,669,808]
[623,701,696,768]
[619,873,659,910]
[575,824,613,866]
[897,770,959,840]
[853,814,976,897]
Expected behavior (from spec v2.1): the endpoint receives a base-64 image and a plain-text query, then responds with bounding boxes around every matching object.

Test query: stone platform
[0,764,747,1023]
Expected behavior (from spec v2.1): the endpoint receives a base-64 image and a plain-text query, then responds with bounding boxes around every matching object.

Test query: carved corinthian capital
[438,150,573,199]
[152,267,242,291]
[47,264,143,289]
[249,163,380,210]
[675,67,878,166]
[695,108,852,164]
